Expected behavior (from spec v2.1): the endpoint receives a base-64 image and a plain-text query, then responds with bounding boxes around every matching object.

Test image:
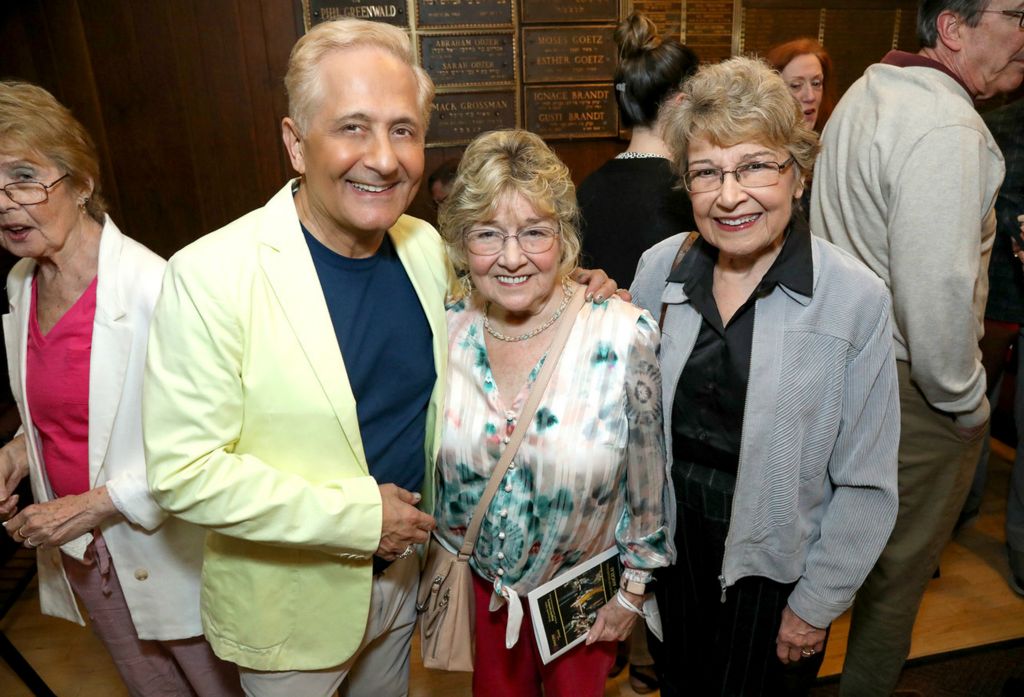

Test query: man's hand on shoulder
[376,483,435,560]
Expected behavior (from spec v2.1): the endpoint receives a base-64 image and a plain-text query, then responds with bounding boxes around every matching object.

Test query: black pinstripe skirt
[649,460,827,697]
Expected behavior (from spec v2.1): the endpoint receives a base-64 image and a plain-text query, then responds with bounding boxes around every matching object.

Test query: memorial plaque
[522,26,616,84]
[427,90,518,146]
[632,0,683,41]
[421,33,515,87]
[303,0,407,28]
[416,0,512,28]
[520,0,618,25]
[741,8,821,56]
[524,84,616,139]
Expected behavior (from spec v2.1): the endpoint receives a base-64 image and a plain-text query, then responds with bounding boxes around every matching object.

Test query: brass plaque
[520,0,618,24]
[421,33,516,87]
[303,0,408,28]
[522,26,616,84]
[427,90,518,146]
[524,84,617,139]
[416,0,513,27]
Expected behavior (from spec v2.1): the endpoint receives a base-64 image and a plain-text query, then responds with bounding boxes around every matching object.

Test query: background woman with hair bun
[577,12,699,291]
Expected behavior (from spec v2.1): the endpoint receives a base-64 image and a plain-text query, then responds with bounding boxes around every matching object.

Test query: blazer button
[134,568,149,581]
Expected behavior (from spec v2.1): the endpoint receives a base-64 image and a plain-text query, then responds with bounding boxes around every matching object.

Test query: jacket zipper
[717,296,762,605]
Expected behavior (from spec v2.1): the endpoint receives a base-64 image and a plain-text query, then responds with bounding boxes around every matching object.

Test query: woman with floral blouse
[433,129,672,697]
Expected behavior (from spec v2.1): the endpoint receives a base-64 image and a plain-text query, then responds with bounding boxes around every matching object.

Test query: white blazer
[2,217,206,640]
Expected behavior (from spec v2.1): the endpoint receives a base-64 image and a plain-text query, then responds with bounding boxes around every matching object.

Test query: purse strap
[659,231,700,327]
[456,285,587,560]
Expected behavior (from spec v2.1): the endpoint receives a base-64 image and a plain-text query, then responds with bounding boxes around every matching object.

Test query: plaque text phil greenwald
[305,0,407,27]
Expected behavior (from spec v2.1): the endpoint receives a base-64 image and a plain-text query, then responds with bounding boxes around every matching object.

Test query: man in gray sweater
[811,1,1024,695]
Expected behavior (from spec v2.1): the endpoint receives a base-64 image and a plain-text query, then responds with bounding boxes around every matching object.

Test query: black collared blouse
[669,214,814,474]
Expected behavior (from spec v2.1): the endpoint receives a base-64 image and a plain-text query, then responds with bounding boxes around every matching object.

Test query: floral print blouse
[435,294,673,633]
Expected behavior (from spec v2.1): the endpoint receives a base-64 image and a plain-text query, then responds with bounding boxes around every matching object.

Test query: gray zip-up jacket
[630,230,899,628]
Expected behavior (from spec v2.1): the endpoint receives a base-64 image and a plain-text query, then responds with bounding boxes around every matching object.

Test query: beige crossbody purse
[416,286,586,671]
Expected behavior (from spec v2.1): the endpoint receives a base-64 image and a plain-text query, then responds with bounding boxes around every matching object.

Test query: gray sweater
[811,63,1003,428]
[630,232,899,628]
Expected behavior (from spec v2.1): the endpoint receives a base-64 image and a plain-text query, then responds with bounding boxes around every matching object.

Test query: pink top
[26,274,98,498]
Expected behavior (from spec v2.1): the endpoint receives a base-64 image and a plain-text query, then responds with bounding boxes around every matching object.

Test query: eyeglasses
[465,227,558,256]
[1,173,70,205]
[682,158,795,194]
[981,9,1024,28]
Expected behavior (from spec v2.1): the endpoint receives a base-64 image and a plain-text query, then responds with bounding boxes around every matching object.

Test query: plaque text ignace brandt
[524,84,616,139]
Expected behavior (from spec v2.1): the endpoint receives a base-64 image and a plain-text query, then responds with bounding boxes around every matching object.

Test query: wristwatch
[620,577,647,595]
[620,568,651,595]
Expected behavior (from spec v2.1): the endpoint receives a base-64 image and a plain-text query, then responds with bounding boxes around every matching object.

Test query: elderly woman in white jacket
[0,81,240,696]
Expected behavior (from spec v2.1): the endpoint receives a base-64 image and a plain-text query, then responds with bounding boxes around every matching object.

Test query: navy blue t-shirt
[302,225,435,495]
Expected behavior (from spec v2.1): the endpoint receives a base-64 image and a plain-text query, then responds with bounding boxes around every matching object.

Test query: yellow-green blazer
[143,181,448,670]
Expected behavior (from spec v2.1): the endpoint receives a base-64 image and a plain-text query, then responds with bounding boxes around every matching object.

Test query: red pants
[471,574,616,697]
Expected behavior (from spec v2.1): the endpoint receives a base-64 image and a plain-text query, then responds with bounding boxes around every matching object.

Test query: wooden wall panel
[0,0,299,259]
[1,1,925,262]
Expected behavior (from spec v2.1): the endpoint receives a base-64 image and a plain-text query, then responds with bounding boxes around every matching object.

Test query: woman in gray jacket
[629,57,899,696]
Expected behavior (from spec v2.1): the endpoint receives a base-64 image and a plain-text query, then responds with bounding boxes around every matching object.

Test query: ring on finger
[800,648,815,657]
[397,545,415,560]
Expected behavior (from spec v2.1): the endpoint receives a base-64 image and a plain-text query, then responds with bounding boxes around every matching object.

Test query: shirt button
[497,552,505,560]
[497,568,505,576]
[134,568,149,581]
[503,436,511,444]
[504,484,513,492]
[500,509,508,518]
[698,431,708,441]
[498,532,506,540]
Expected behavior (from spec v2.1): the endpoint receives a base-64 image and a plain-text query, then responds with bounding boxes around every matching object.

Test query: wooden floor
[1,445,1022,697]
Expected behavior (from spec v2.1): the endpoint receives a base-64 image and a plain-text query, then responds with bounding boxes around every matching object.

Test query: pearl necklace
[484,280,574,343]
[615,152,668,160]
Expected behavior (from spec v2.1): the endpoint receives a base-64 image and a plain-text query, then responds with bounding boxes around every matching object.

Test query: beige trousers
[239,553,419,697]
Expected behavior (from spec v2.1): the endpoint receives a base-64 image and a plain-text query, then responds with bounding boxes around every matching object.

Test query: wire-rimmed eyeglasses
[465,227,558,256]
[682,158,796,194]
[1,173,70,205]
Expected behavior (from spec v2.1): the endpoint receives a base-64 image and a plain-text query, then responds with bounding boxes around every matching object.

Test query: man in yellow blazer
[143,19,447,697]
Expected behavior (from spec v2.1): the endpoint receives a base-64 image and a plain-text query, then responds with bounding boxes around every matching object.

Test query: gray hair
[284,18,434,134]
[663,56,819,188]
[917,0,990,47]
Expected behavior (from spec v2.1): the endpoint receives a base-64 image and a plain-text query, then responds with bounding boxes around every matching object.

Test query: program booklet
[526,546,621,664]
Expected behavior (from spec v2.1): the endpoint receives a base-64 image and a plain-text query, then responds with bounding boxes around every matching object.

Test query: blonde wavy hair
[664,56,819,186]
[438,130,581,301]
[285,18,435,134]
[0,81,106,222]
